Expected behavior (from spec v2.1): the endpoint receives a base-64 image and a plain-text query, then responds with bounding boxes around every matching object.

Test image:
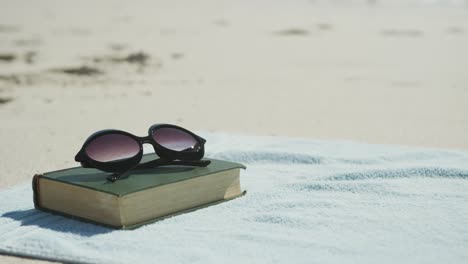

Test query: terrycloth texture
[1,134,468,264]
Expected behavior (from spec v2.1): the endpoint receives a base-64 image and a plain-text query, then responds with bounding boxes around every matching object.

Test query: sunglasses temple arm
[107,159,160,182]
[107,159,211,182]
[108,160,167,180]
[107,166,136,182]
[197,136,207,144]
[136,159,211,170]
[166,159,211,167]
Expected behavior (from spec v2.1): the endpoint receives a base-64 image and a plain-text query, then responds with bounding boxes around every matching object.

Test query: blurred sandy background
[0,0,467,262]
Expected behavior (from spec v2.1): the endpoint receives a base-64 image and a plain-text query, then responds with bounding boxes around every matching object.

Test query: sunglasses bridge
[138,136,156,145]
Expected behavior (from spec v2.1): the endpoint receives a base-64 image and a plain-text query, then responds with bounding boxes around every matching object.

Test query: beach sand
[1,0,467,263]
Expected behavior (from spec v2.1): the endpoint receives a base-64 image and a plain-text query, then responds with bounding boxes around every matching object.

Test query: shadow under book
[32,153,246,229]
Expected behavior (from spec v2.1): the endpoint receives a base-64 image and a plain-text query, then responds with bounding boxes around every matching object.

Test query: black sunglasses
[75,124,210,182]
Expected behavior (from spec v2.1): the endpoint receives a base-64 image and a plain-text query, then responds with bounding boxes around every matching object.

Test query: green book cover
[32,153,246,229]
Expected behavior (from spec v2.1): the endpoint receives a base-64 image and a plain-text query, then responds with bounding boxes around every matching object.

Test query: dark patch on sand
[0,97,13,105]
[381,29,423,37]
[171,53,184,60]
[0,74,21,85]
[0,73,37,85]
[54,66,103,76]
[109,43,127,51]
[0,53,16,62]
[317,23,333,31]
[24,51,37,64]
[94,51,149,64]
[0,51,37,64]
[120,52,149,65]
[92,51,150,67]
[447,27,464,34]
[276,28,309,36]
[0,25,20,33]
[0,74,36,86]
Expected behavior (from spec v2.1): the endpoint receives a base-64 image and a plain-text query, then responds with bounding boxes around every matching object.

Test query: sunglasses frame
[75,123,207,174]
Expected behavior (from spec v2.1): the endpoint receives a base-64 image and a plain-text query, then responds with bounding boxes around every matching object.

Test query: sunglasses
[75,124,210,182]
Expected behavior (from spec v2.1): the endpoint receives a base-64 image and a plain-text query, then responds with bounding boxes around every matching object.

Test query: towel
[1,133,468,264]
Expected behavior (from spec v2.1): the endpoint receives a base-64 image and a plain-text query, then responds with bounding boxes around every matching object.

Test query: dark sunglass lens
[85,134,140,162]
[152,128,199,152]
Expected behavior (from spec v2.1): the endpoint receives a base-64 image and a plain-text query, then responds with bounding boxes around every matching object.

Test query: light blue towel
[1,133,468,263]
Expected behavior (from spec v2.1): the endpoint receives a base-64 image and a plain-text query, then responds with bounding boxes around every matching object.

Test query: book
[32,153,246,229]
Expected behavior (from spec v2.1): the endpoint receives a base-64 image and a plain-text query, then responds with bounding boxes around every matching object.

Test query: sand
[0,0,467,263]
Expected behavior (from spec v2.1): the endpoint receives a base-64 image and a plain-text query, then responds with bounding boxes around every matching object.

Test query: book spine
[32,174,43,209]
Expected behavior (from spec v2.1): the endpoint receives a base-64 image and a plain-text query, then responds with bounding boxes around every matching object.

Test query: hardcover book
[32,153,246,229]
